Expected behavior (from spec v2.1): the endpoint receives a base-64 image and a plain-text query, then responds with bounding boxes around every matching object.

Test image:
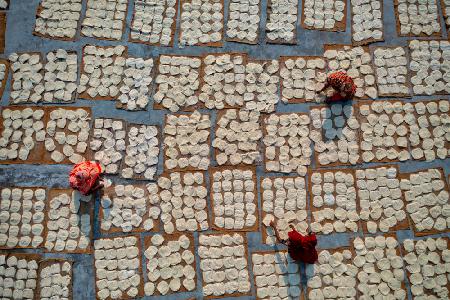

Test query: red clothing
[286,229,318,264]
[324,71,356,103]
[69,161,102,195]
[328,93,346,102]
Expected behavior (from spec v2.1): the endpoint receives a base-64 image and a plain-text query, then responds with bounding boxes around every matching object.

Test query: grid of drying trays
[0,0,450,299]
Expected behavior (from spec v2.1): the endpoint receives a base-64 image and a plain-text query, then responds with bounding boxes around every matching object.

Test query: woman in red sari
[267,221,318,264]
[69,161,104,196]
[318,71,357,103]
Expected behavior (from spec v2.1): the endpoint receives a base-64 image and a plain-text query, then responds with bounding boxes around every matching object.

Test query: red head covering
[69,161,102,195]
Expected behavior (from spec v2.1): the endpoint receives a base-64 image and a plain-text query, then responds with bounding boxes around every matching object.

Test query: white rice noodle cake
[0,107,46,163]
[0,187,47,249]
[211,167,258,231]
[408,40,450,95]
[164,111,211,171]
[309,169,359,235]
[395,0,441,37]
[34,0,82,40]
[261,176,308,245]
[226,0,260,44]
[359,100,411,163]
[42,49,78,103]
[305,248,356,299]
[352,235,407,299]
[178,0,224,47]
[120,123,159,180]
[265,0,297,44]
[280,56,327,103]
[90,118,126,175]
[143,233,196,296]
[153,55,201,112]
[44,107,91,164]
[44,189,92,253]
[38,259,72,300]
[372,47,410,97]
[117,57,154,111]
[408,100,450,161]
[243,60,279,113]
[94,235,142,300]
[351,0,383,44]
[199,233,251,297]
[100,184,160,233]
[199,53,247,109]
[0,253,40,300]
[81,0,128,40]
[356,166,408,233]
[252,250,302,299]
[77,45,127,100]
[157,171,209,233]
[302,0,346,31]
[263,113,312,175]
[9,52,44,104]
[0,60,7,95]
[310,104,360,167]
[402,237,450,299]
[399,168,450,235]
[443,0,450,32]
[323,45,378,99]
[213,109,262,166]
[129,0,178,46]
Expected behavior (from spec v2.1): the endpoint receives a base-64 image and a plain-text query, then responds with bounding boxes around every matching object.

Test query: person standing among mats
[69,161,105,196]
[318,71,357,103]
[266,221,318,264]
